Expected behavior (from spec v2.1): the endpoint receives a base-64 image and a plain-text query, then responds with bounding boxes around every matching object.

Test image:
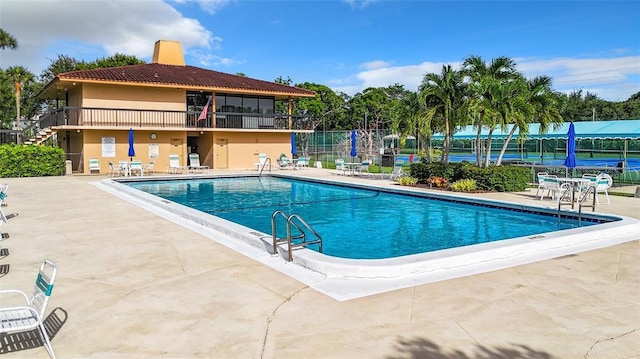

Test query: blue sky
[2,0,639,101]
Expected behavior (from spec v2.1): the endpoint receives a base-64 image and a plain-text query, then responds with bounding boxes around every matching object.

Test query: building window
[187,91,210,112]
[215,93,274,114]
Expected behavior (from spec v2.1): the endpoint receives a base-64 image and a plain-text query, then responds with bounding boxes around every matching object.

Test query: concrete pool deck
[0,169,638,358]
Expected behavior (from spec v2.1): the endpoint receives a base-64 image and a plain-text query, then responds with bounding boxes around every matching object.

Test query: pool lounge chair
[167,154,185,174]
[389,160,405,180]
[278,156,291,170]
[296,157,310,169]
[187,153,209,173]
[144,161,155,175]
[88,158,101,174]
[0,260,58,359]
[129,160,144,176]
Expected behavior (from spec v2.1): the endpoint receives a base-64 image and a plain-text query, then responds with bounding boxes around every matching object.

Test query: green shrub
[458,165,530,192]
[410,162,529,192]
[397,176,418,187]
[0,145,65,178]
[450,178,477,192]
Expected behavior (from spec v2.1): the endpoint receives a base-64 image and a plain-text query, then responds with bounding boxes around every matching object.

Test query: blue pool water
[126,177,606,260]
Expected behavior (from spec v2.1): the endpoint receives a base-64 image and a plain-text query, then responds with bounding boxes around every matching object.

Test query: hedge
[409,162,530,192]
[0,145,66,177]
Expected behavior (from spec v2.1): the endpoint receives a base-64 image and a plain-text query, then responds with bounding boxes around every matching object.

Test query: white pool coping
[95,175,640,301]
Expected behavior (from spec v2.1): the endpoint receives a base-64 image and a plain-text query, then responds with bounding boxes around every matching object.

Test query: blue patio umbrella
[350,130,357,159]
[290,132,297,157]
[128,128,136,161]
[564,122,576,172]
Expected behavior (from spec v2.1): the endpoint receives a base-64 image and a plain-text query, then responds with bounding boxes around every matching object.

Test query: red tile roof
[54,63,315,97]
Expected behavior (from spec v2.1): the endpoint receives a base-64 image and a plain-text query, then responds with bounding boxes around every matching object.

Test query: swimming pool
[125,177,606,259]
[98,174,639,300]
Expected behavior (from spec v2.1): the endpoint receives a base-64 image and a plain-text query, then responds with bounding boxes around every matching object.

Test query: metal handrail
[258,158,272,177]
[577,184,597,225]
[271,210,322,262]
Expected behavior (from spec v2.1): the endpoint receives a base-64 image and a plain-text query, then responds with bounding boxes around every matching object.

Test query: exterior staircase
[24,128,56,145]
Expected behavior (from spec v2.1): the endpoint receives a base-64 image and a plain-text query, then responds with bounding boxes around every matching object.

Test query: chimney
[151,40,185,66]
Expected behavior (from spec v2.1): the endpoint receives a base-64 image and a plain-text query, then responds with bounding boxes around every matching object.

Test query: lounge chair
[0,260,58,359]
[130,160,144,176]
[254,153,270,171]
[188,153,209,173]
[296,157,309,169]
[389,160,405,180]
[0,185,9,239]
[88,158,101,174]
[278,156,291,170]
[334,159,346,175]
[144,161,155,175]
[107,162,119,177]
[167,154,185,174]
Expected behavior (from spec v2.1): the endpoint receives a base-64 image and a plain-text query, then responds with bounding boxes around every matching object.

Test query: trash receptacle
[65,160,72,176]
[381,154,394,167]
[315,161,322,169]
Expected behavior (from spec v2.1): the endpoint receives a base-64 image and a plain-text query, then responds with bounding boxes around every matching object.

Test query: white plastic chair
[334,159,346,175]
[107,162,119,177]
[390,160,405,180]
[539,175,560,200]
[88,158,101,174]
[188,153,209,173]
[130,160,144,176]
[167,154,184,174]
[254,153,269,171]
[144,161,155,175]
[535,172,548,197]
[0,260,58,359]
[594,173,612,204]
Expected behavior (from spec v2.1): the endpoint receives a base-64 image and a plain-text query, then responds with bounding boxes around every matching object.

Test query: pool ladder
[258,158,272,177]
[271,210,323,262]
[556,183,597,226]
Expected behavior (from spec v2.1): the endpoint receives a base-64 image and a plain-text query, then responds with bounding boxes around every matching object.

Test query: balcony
[36,107,313,131]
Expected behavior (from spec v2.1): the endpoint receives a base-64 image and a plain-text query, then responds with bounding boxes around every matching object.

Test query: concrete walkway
[0,170,638,358]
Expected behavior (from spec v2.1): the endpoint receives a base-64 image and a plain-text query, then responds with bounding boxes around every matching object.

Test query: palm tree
[0,29,18,50]
[419,65,465,164]
[391,91,431,161]
[495,75,563,165]
[462,56,518,166]
[6,66,35,143]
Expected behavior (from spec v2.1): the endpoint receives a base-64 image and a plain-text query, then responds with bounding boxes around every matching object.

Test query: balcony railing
[36,107,313,131]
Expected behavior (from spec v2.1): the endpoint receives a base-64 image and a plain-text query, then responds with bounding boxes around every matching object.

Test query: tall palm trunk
[475,112,484,166]
[15,81,21,143]
[496,125,518,166]
[484,128,494,167]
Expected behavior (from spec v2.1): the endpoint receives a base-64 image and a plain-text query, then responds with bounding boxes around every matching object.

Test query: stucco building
[35,40,316,174]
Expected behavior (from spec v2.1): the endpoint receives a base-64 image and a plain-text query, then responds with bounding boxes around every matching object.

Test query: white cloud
[170,0,231,15]
[0,0,220,76]
[332,60,458,95]
[360,60,392,71]
[516,55,640,101]
[341,0,379,9]
[331,55,640,101]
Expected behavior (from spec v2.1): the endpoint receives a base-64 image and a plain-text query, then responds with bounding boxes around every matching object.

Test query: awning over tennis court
[432,119,640,140]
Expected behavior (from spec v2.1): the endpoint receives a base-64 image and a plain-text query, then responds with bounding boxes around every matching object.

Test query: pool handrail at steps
[271,210,323,262]
[258,157,272,177]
